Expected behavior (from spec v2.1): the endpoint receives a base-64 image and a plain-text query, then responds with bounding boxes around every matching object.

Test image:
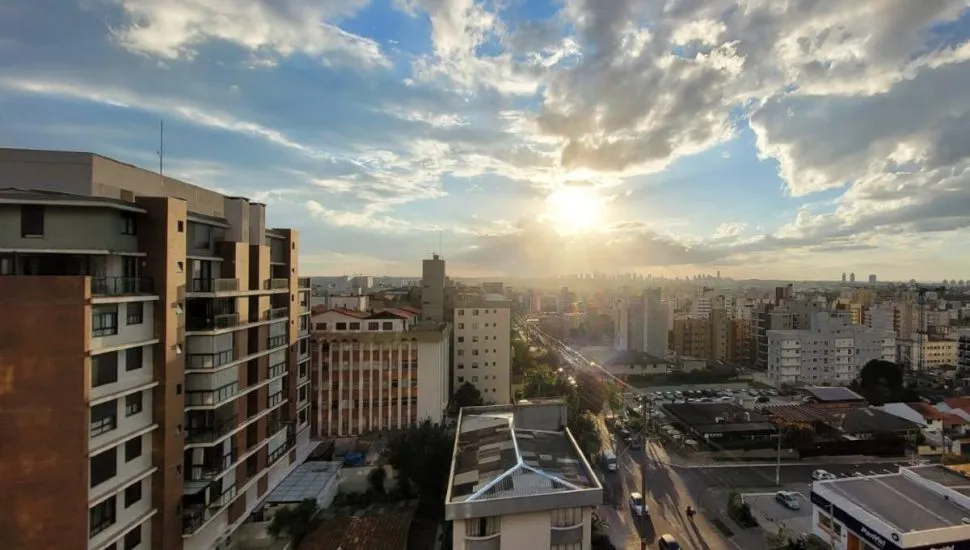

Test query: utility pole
[640,394,648,550]
[775,424,783,486]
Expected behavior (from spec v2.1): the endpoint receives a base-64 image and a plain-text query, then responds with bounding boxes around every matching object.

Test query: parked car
[775,491,801,510]
[629,492,648,516]
[812,469,837,481]
[657,534,680,549]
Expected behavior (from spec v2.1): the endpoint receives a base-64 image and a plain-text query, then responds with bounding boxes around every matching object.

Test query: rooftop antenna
[157,120,164,178]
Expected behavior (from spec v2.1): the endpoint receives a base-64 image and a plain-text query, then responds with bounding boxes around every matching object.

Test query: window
[457,350,464,356]
[472,310,480,316]
[92,353,119,387]
[20,205,44,237]
[124,481,142,508]
[472,362,479,369]
[472,376,479,382]
[368,321,379,330]
[92,305,119,337]
[382,322,393,330]
[125,436,142,462]
[91,401,117,436]
[336,322,347,330]
[465,516,499,537]
[551,508,582,527]
[458,323,464,329]
[458,309,465,316]
[123,524,142,550]
[125,392,143,416]
[458,376,465,383]
[551,544,581,550]
[177,220,184,232]
[472,350,479,356]
[349,322,360,330]
[316,322,328,330]
[89,497,116,538]
[126,302,144,325]
[472,336,479,343]
[125,346,143,372]
[457,364,464,369]
[121,213,137,235]
[90,448,117,488]
[457,336,464,343]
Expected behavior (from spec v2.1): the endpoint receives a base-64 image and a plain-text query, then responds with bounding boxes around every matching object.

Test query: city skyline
[1,2,968,279]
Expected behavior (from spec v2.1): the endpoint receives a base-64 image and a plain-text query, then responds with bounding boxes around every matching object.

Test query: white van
[601,450,618,472]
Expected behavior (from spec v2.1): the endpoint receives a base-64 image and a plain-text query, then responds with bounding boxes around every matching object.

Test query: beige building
[309,307,450,437]
[445,402,602,550]
[452,291,512,404]
[0,148,314,550]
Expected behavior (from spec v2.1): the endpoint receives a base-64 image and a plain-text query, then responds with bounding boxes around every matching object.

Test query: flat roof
[822,472,970,532]
[802,386,866,402]
[266,461,341,504]
[664,403,776,434]
[839,408,921,434]
[447,410,598,504]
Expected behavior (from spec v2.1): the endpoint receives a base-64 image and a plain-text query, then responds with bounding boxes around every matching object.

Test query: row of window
[457,362,498,369]
[462,509,582,538]
[92,346,145,388]
[91,393,145,438]
[456,322,500,329]
[93,303,145,337]
[456,309,502,316]
[316,320,397,331]
[19,205,137,239]
[329,379,417,389]
[457,348,499,356]
[330,396,420,409]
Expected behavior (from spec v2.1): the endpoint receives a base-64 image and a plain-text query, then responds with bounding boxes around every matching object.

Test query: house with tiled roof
[299,501,418,550]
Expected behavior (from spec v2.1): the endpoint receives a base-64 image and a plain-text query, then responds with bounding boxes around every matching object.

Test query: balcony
[185,382,239,407]
[189,447,238,481]
[182,506,213,535]
[268,391,284,409]
[186,313,240,332]
[268,335,287,349]
[269,361,287,378]
[90,276,154,296]
[186,414,239,444]
[189,278,240,293]
[268,436,296,465]
[269,307,289,320]
[264,278,289,290]
[186,350,236,370]
[298,277,311,289]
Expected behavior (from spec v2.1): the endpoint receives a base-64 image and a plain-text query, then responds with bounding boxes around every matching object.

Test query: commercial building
[452,289,513,404]
[0,148,314,550]
[811,465,970,550]
[445,401,602,550]
[662,403,777,448]
[767,312,896,387]
[309,307,450,437]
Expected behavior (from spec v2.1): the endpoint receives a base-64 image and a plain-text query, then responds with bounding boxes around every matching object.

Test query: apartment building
[672,316,709,359]
[308,307,449,437]
[445,402,603,550]
[766,311,896,387]
[452,290,513,404]
[0,149,313,550]
[613,288,668,357]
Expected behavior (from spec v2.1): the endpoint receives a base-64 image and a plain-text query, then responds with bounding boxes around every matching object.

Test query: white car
[812,469,837,481]
[775,491,801,510]
[629,492,648,516]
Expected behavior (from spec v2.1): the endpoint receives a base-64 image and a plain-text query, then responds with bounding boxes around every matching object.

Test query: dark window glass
[90,448,117,488]
[89,497,116,538]
[125,436,142,462]
[90,401,117,437]
[20,205,44,237]
[124,481,142,508]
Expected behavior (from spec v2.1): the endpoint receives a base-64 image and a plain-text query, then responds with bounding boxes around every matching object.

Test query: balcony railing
[186,313,240,331]
[185,382,239,407]
[269,361,287,378]
[268,391,284,409]
[268,436,295,465]
[190,278,240,293]
[268,335,287,348]
[265,278,289,290]
[190,448,238,480]
[298,277,311,289]
[186,350,236,370]
[91,276,154,296]
[182,506,213,535]
[186,414,239,444]
[269,307,289,320]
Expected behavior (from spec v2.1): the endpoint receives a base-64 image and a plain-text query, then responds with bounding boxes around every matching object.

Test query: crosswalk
[829,467,898,478]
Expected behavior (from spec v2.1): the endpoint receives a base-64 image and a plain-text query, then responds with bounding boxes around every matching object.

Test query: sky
[1,1,969,281]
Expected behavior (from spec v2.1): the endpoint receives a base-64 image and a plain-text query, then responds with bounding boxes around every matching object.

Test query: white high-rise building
[767,312,896,387]
[613,289,668,356]
[453,293,512,404]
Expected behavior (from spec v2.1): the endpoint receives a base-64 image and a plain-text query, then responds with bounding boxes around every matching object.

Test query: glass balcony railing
[185,383,239,407]
[189,278,240,293]
[264,278,289,290]
[268,335,287,348]
[189,448,238,480]
[91,276,154,296]
[186,350,236,370]
[268,361,287,378]
[186,313,240,331]
[268,391,285,409]
[298,277,311,289]
[185,414,238,444]
[269,307,289,319]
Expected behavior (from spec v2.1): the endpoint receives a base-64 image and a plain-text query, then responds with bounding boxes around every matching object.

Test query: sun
[542,186,606,235]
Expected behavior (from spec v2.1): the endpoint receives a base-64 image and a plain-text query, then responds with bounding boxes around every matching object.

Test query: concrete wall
[0,204,141,252]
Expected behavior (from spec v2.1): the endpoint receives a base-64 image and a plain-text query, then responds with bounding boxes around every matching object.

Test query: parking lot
[742,491,814,539]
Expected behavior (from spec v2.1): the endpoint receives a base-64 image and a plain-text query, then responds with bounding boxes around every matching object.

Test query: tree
[522,364,559,398]
[367,466,387,496]
[268,499,320,546]
[451,382,484,412]
[386,420,454,509]
[851,359,918,405]
[567,410,601,457]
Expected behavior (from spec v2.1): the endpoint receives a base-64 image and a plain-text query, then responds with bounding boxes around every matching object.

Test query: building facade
[0,149,313,550]
[767,312,896,387]
[453,292,513,404]
[309,308,449,437]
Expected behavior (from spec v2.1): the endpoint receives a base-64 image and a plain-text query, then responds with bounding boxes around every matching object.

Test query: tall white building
[453,293,512,404]
[613,289,668,357]
[767,312,896,387]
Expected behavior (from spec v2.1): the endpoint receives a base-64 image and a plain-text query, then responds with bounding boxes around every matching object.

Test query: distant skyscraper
[842,272,847,282]
[421,254,446,322]
[868,274,877,284]
[849,273,856,283]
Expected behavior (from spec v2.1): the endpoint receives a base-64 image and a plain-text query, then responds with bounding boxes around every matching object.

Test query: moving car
[812,469,837,481]
[601,450,618,472]
[629,492,648,516]
[775,491,801,510]
[657,534,680,549]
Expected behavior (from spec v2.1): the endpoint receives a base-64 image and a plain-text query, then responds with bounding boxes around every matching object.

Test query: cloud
[110,0,389,68]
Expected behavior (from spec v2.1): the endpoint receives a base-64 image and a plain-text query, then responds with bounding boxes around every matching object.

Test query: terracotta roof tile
[300,503,417,550]
[945,397,970,412]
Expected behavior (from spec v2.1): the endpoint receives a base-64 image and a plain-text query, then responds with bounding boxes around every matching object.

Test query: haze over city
[2,1,968,279]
